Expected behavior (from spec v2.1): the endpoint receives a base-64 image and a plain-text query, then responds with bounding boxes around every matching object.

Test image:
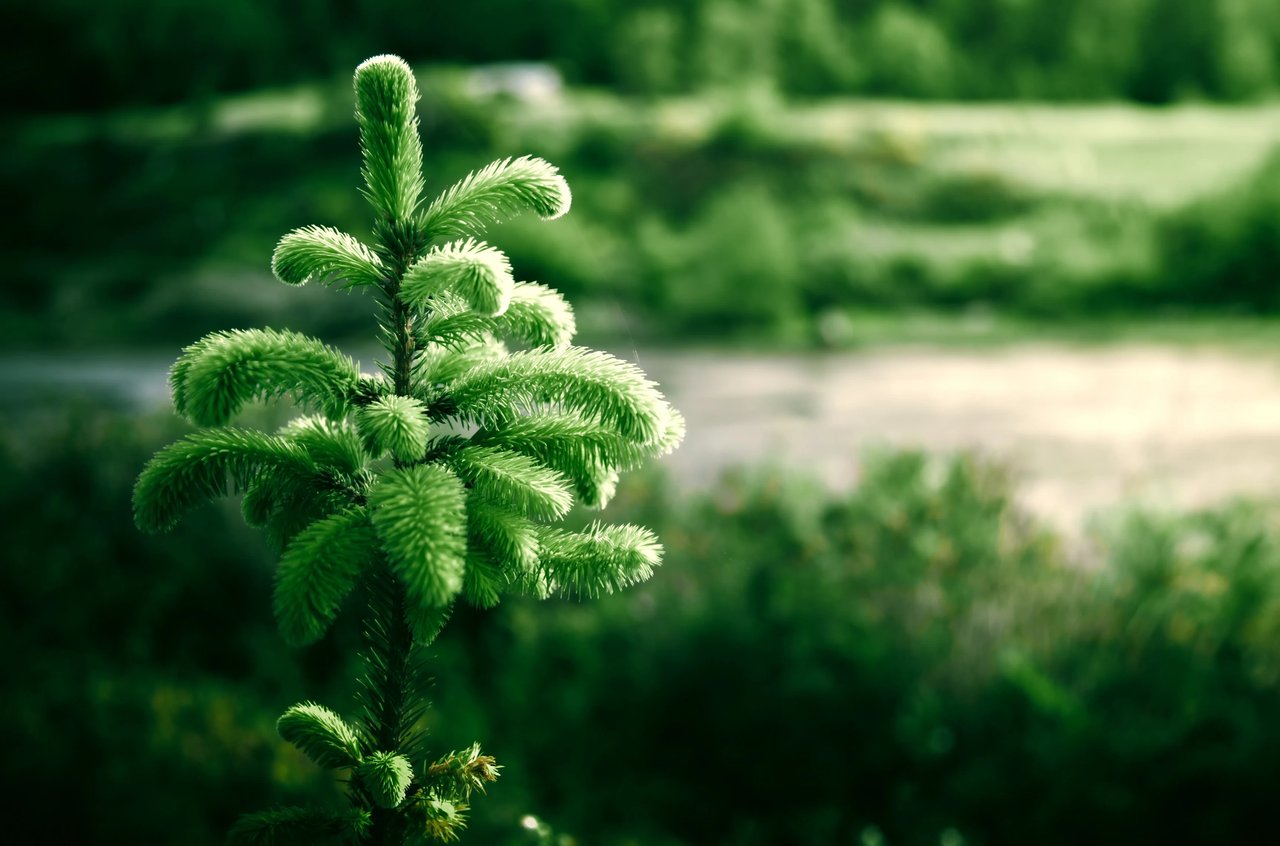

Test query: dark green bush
[0,409,342,844]
[456,456,1280,845]
[858,3,960,99]
[919,171,1039,225]
[1156,149,1280,311]
[640,180,807,337]
[11,407,1280,843]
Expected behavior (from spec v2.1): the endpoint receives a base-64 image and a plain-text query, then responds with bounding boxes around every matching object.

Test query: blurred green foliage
[1155,149,1280,311]
[0,409,340,844]
[9,70,1280,350]
[11,0,1280,112]
[8,408,1280,844]
[483,459,1280,844]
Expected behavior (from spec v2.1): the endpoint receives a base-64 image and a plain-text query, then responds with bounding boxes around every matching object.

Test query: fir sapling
[133,54,684,845]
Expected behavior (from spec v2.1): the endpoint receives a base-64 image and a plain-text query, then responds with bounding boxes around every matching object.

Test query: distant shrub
[702,84,788,157]
[11,0,1280,113]
[458,455,1280,845]
[11,409,1280,843]
[0,410,329,846]
[641,180,806,337]
[1156,148,1280,311]
[858,4,961,99]
[773,0,859,94]
[612,8,686,95]
[920,169,1039,224]
[462,452,1071,843]
[689,0,778,90]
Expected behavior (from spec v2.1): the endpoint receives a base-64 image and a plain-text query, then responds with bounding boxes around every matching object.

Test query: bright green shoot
[133,54,683,845]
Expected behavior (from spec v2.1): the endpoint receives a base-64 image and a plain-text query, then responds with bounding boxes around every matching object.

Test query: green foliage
[466,497,540,576]
[277,702,365,770]
[272,225,385,289]
[412,300,498,352]
[425,743,501,801]
[356,751,415,809]
[352,566,436,760]
[228,805,371,846]
[416,797,468,843]
[2,412,328,846]
[355,395,431,463]
[170,328,360,426]
[448,455,1280,844]
[451,446,573,521]
[279,416,368,477]
[355,55,425,223]
[1156,147,1280,310]
[475,414,625,500]
[412,282,576,353]
[369,464,468,613]
[461,549,508,608]
[130,53,680,844]
[15,0,1280,115]
[18,410,1280,843]
[274,508,376,647]
[494,283,576,349]
[242,464,361,553]
[613,7,686,94]
[14,67,1280,351]
[136,51,681,636]
[642,179,804,333]
[420,155,571,239]
[859,4,958,98]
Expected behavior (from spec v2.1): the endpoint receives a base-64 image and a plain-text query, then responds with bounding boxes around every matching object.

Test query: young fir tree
[133,55,683,845]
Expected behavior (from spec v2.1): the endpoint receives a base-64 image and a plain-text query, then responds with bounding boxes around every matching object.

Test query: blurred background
[6,1,1280,843]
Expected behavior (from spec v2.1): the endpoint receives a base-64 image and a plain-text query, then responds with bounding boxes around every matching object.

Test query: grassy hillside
[8,73,1280,349]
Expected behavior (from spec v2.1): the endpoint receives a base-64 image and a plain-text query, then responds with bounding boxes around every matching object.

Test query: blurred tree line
[10,0,1280,114]
[8,72,1280,349]
[7,408,1280,844]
